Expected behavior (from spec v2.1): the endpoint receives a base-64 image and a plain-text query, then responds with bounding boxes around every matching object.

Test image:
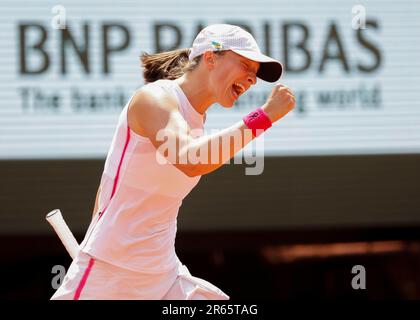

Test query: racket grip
[46,209,80,259]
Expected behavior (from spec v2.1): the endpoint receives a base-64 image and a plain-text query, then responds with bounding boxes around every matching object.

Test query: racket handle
[46,209,80,259]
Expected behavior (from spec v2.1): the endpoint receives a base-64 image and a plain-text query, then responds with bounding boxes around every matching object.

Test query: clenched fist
[262,84,296,123]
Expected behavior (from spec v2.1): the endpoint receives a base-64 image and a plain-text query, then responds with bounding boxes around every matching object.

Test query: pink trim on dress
[74,126,131,299]
[99,126,131,219]
[73,258,95,300]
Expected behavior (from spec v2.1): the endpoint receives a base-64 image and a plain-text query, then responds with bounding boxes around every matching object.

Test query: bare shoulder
[130,83,178,115]
[128,83,178,136]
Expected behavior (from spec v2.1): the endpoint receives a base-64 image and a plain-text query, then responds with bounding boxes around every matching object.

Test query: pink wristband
[243,107,272,137]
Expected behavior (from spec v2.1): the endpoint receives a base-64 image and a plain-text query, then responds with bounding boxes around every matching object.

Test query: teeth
[234,83,245,94]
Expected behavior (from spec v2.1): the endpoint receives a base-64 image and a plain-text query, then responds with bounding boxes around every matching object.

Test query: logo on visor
[211,41,223,51]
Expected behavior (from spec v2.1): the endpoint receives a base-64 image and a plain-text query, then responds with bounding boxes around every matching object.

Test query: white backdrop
[1,0,419,159]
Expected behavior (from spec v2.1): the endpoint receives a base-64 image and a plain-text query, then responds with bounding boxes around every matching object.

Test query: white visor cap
[188,24,283,82]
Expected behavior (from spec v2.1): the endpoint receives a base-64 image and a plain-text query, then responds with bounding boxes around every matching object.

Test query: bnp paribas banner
[1,0,419,159]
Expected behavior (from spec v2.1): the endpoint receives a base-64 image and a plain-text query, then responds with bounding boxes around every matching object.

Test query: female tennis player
[51,24,295,300]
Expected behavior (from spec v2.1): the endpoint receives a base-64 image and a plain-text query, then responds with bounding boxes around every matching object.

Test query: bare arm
[128,84,295,177]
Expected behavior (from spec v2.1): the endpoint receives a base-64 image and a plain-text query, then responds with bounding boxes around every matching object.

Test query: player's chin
[220,102,234,108]
[219,95,236,108]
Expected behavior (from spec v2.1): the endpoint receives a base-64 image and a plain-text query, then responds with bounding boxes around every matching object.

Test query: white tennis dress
[51,79,229,300]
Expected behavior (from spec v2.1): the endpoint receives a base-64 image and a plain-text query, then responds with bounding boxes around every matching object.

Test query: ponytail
[140,48,225,83]
[140,48,200,83]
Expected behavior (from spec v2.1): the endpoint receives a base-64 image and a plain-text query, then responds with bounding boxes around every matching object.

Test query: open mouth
[231,82,246,99]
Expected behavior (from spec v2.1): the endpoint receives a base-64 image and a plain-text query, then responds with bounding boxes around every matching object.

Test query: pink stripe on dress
[74,126,131,299]
[99,126,131,219]
[73,258,95,300]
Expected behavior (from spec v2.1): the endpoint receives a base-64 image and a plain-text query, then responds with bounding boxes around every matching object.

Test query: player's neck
[174,73,214,115]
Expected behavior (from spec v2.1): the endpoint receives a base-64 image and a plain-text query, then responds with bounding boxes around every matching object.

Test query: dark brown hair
[140,48,225,83]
